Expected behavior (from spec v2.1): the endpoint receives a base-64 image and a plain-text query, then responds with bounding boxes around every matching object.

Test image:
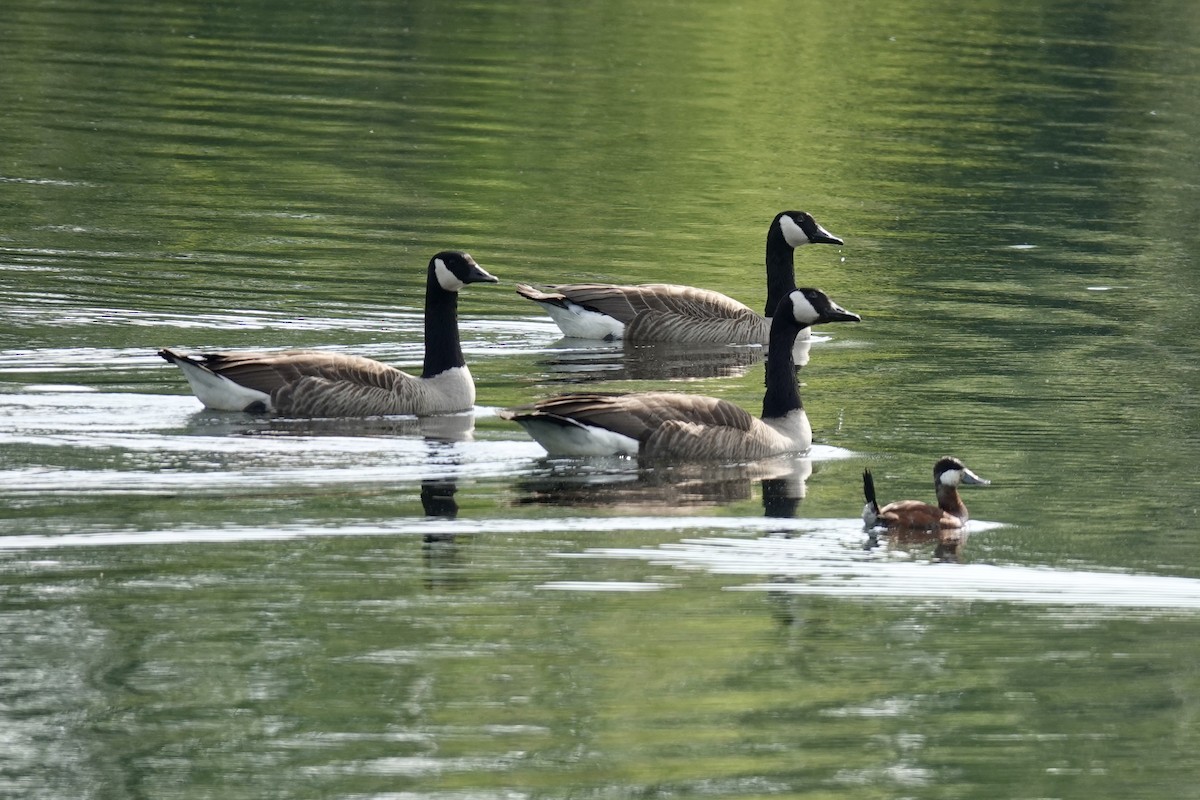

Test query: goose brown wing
[527,391,756,441]
[623,309,768,343]
[273,374,422,417]
[200,351,407,395]
[642,418,788,461]
[199,350,443,415]
[535,284,756,322]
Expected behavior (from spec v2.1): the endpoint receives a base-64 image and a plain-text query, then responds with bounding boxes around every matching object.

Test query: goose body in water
[159,251,498,417]
[515,211,843,344]
[500,288,860,459]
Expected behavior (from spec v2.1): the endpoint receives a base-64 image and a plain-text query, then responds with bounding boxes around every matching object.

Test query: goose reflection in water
[761,464,811,519]
[514,455,812,515]
[420,478,463,590]
[180,409,478,442]
[421,478,459,519]
[531,336,814,385]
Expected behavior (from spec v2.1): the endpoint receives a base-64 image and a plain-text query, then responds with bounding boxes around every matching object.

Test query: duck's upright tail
[862,469,882,527]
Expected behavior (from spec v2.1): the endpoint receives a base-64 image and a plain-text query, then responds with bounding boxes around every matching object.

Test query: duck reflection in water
[864,526,966,563]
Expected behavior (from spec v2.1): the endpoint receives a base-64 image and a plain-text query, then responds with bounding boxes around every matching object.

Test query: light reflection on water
[578,527,1200,611]
[4,345,1196,622]
[7,460,1200,612]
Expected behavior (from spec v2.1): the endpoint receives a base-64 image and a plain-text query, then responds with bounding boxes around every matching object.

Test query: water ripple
[582,528,1200,611]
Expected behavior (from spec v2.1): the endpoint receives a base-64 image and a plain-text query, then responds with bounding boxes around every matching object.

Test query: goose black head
[775,210,844,247]
[431,251,500,291]
[785,288,861,328]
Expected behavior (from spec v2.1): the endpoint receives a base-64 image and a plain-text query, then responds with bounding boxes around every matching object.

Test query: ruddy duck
[862,457,990,530]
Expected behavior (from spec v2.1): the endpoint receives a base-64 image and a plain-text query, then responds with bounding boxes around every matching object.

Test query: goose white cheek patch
[434,258,465,291]
[789,291,819,325]
[779,214,810,247]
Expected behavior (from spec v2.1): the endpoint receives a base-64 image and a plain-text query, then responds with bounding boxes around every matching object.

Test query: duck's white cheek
[939,469,962,486]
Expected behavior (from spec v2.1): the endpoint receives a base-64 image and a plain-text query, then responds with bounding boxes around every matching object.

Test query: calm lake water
[4,0,1200,797]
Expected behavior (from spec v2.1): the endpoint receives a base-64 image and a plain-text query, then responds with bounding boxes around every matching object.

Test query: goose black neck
[764,224,797,317]
[422,277,466,378]
[761,312,804,420]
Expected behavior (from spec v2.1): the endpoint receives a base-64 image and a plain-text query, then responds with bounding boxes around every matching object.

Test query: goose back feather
[515,282,767,343]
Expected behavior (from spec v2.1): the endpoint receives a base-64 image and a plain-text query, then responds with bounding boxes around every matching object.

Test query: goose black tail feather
[157,348,209,371]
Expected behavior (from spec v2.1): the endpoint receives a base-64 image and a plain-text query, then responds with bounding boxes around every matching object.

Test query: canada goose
[158,251,498,417]
[499,288,860,459]
[514,210,843,343]
[862,457,991,530]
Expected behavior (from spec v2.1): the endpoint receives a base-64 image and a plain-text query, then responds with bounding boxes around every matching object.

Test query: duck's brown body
[862,458,989,531]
